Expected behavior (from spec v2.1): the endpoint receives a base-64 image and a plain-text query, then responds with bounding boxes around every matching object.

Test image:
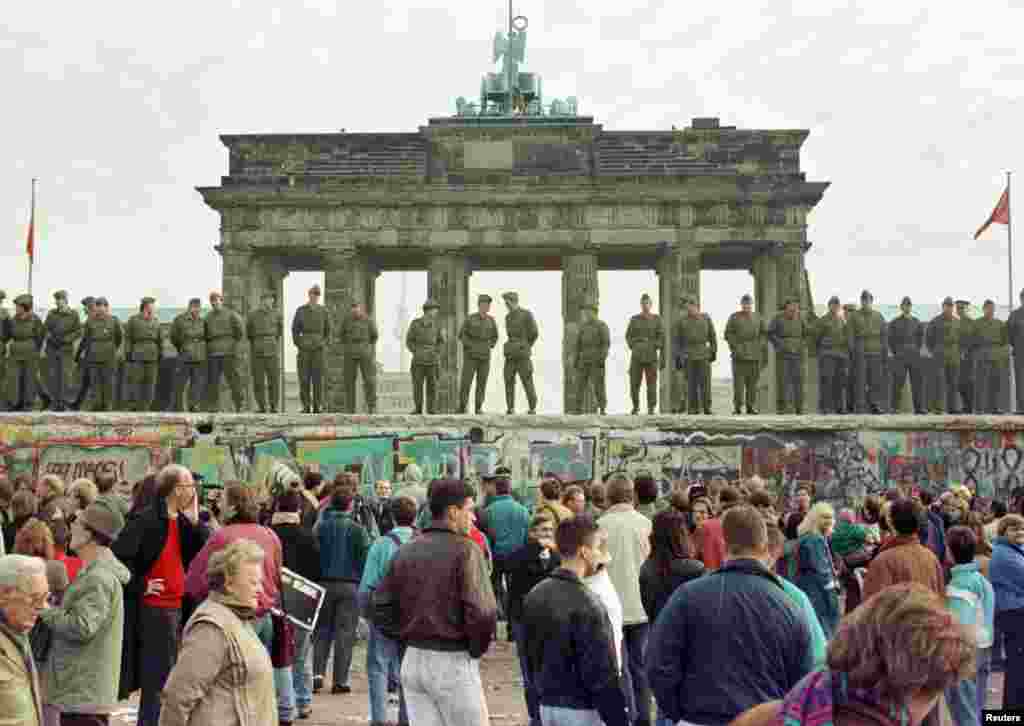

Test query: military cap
[188,297,201,306]
[502,291,518,303]
[901,296,912,306]
[141,296,155,306]
[828,295,840,305]
[309,284,322,294]
[81,296,95,307]
[13,294,32,307]
[956,299,970,307]
[860,289,873,301]
[942,296,954,306]
[95,296,109,306]
[984,299,996,307]
[478,293,492,304]
[641,293,652,303]
[740,294,753,304]
[53,290,68,301]
[423,298,440,310]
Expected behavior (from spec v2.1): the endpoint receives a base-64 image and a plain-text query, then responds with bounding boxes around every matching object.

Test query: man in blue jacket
[646,506,813,726]
[483,468,530,633]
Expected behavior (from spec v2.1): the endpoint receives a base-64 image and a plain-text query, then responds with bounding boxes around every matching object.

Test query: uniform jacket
[39,550,131,713]
[625,313,662,364]
[990,537,1024,614]
[459,313,498,359]
[521,569,628,725]
[204,307,244,357]
[599,503,652,625]
[482,495,531,559]
[291,304,329,352]
[505,539,561,621]
[645,558,813,726]
[375,526,497,657]
[246,308,282,358]
[573,318,610,365]
[768,314,809,357]
[338,315,378,358]
[0,617,42,726]
[725,312,765,362]
[317,508,371,582]
[0,308,8,360]
[814,313,851,359]
[43,308,81,352]
[888,315,924,358]
[158,594,276,726]
[5,314,45,361]
[861,534,944,603]
[674,313,717,362]
[504,308,539,359]
[849,309,887,356]
[406,316,445,365]
[170,313,206,363]
[124,313,163,363]
[925,314,961,363]
[1008,305,1024,353]
[81,315,122,365]
[971,317,1010,363]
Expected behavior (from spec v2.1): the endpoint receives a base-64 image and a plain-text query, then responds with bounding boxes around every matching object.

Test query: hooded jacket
[39,549,132,713]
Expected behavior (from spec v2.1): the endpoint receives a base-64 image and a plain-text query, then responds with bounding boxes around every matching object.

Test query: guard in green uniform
[249,290,283,413]
[458,294,499,414]
[971,299,1009,413]
[571,303,610,415]
[842,304,860,413]
[625,293,663,415]
[1008,288,1024,413]
[502,291,539,414]
[170,298,206,412]
[204,291,245,412]
[849,290,888,414]
[43,290,81,411]
[0,291,8,410]
[956,300,975,413]
[768,298,809,414]
[338,301,379,413]
[4,295,45,410]
[725,294,766,414]
[813,296,851,414]
[124,296,163,412]
[406,299,445,414]
[888,296,926,414]
[81,297,122,412]
[292,285,330,413]
[925,297,962,413]
[673,297,716,414]
[69,296,97,411]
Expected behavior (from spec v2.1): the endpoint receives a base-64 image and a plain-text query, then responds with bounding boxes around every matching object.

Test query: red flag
[974,186,1010,240]
[25,206,34,262]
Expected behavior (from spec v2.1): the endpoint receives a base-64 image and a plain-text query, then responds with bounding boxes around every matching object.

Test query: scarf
[778,670,910,726]
[209,590,261,621]
[270,511,301,526]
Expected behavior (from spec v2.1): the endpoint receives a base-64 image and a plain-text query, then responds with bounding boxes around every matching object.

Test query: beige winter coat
[0,621,42,726]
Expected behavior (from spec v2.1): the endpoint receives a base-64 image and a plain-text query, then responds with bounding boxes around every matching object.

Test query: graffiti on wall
[39,443,158,483]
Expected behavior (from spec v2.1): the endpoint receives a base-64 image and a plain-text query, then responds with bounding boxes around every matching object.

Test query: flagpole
[28,178,36,297]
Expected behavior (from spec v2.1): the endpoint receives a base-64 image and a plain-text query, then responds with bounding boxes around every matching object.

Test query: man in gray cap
[44,290,81,411]
[4,295,45,411]
[458,294,499,414]
[925,297,962,413]
[406,298,445,414]
[812,295,850,414]
[170,298,207,412]
[124,297,163,412]
[673,295,716,414]
[626,293,663,415]
[502,291,539,414]
[849,290,888,413]
[972,299,1009,413]
[725,293,766,414]
[570,302,610,415]
[81,297,123,411]
[248,290,283,413]
[767,297,808,414]
[69,296,97,411]
[338,299,379,413]
[888,296,925,414]
[1009,288,1024,413]
[956,300,975,413]
[292,284,329,413]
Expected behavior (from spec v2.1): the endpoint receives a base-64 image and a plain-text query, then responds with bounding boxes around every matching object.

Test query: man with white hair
[0,553,48,725]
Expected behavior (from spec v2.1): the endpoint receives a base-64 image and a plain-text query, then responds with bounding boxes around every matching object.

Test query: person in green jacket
[673,296,716,414]
[4,295,46,411]
[248,290,283,413]
[971,299,1010,414]
[571,302,610,415]
[724,293,765,415]
[39,500,130,723]
[292,284,330,414]
[957,300,976,414]
[849,289,888,414]
[0,291,8,411]
[926,297,962,413]
[625,293,663,415]
[81,297,123,412]
[813,296,851,414]
[502,291,539,415]
[170,298,206,412]
[339,300,379,413]
[458,294,499,415]
[406,298,445,414]
[44,289,81,412]
[768,298,810,414]
[204,291,245,412]
[124,296,163,412]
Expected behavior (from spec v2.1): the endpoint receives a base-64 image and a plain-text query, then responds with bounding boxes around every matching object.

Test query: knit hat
[79,500,125,542]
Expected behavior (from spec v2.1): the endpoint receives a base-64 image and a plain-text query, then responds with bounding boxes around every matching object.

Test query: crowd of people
[1,463,1023,726]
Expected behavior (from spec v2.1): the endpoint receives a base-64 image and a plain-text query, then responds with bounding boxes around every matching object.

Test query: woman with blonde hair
[792,501,840,638]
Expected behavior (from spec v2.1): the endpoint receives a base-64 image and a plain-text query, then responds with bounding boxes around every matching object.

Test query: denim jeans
[368,624,408,724]
[539,706,604,726]
[253,612,296,723]
[292,627,314,712]
[623,623,651,726]
[511,621,540,726]
[401,647,485,726]
[314,581,359,688]
[976,647,991,721]
[944,675,978,726]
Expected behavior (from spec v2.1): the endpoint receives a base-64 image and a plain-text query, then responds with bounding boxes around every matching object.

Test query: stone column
[427,253,470,413]
[754,248,779,413]
[656,245,701,413]
[217,244,253,411]
[324,250,376,412]
[562,252,599,414]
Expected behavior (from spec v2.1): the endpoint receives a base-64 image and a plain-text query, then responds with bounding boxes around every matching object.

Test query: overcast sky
[3,0,1022,412]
